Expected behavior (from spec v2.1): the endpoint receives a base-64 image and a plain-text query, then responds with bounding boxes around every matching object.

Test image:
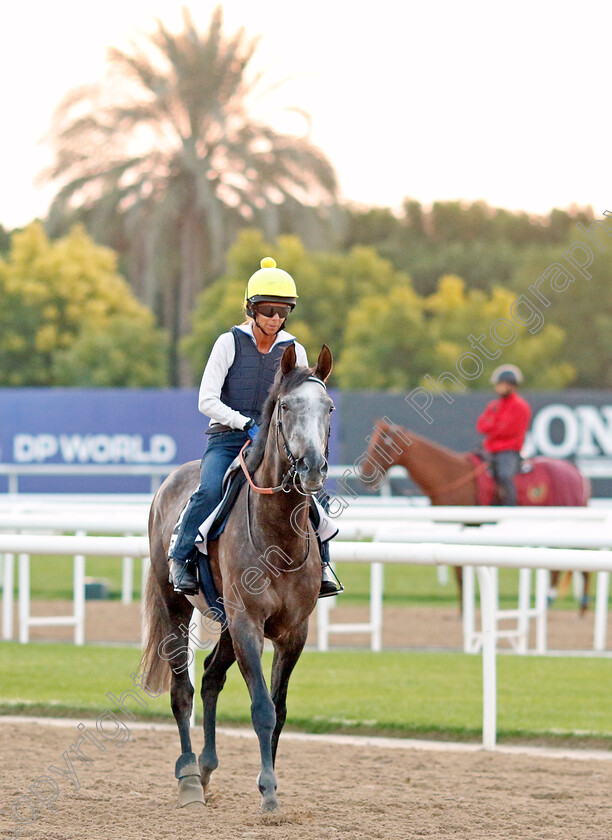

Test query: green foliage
[337,274,573,391]
[335,286,435,390]
[511,233,612,387]
[183,230,575,391]
[423,276,574,389]
[0,223,11,255]
[0,222,168,386]
[345,199,596,296]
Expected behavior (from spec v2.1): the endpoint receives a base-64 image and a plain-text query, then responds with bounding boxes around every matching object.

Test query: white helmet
[490,364,523,385]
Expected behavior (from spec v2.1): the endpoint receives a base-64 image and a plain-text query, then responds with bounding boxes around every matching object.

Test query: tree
[335,286,436,390]
[511,233,612,387]
[0,222,168,386]
[423,275,574,389]
[336,274,574,390]
[0,223,10,256]
[343,200,597,295]
[43,6,339,384]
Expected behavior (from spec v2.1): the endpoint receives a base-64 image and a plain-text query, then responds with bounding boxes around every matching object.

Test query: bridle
[239,375,331,496]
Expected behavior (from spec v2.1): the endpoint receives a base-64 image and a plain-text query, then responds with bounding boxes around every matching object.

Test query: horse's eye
[280,402,288,411]
[329,404,335,413]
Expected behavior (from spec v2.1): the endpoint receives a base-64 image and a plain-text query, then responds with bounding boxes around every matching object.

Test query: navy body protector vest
[220,327,295,424]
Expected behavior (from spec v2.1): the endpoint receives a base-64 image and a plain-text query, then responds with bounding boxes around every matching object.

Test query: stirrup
[169,553,199,595]
[319,562,344,599]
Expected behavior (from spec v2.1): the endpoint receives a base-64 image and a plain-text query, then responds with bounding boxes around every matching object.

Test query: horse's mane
[245,364,315,473]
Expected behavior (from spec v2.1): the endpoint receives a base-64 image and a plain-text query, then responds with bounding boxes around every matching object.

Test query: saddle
[472,446,530,475]
[208,458,247,544]
[167,461,246,624]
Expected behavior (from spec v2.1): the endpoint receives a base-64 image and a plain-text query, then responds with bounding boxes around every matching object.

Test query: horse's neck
[390,430,472,499]
[252,447,309,552]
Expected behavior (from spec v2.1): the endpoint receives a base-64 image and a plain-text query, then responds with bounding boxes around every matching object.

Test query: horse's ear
[280,343,297,376]
[313,344,333,382]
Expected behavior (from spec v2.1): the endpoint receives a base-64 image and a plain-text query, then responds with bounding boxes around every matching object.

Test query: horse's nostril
[297,454,327,481]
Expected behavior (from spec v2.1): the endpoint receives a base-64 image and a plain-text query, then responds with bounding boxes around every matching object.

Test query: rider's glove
[244,418,260,442]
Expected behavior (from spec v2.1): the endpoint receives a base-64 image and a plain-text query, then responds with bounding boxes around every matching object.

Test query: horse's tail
[139,564,174,693]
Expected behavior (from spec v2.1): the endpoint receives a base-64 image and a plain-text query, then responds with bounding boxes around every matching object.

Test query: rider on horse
[476,365,532,505]
[169,256,343,598]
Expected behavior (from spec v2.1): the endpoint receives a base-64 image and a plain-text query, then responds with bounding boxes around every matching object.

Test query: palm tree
[43,6,339,383]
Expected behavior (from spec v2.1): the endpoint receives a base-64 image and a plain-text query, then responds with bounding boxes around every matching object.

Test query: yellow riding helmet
[244,257,298,311]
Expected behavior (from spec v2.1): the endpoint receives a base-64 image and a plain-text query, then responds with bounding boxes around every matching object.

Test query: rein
[238,441,288,495]
[430,460,489,498]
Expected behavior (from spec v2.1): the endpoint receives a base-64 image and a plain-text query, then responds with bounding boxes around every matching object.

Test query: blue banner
[0,388,340,493]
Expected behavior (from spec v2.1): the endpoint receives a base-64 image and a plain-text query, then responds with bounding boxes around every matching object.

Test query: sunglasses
[255,304,291,319]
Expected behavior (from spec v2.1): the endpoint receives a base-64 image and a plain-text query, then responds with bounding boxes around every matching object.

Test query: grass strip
[1,642,610,747]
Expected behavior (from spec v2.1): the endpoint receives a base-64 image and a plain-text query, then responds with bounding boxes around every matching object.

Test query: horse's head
[274,344,334,494]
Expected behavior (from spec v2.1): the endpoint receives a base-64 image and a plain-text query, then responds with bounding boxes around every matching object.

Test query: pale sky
[1,0,610,230]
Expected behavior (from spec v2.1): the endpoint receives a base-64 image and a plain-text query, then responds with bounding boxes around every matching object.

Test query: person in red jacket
[476,365,532,505]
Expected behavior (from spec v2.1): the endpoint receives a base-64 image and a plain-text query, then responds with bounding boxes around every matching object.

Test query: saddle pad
[196,553,227,625]
[467,453,588,506]
[167,499,229,623]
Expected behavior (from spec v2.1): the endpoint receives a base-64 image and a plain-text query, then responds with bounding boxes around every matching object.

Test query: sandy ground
[2,603,612,838]
[5,598,610,652]
[0,720,611,840]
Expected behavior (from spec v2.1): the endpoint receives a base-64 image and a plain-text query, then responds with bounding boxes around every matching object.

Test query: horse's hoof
[182,800,205,811]
[177,762,205,808]
[200,767,214,791]
[261,795,279,813]
[257,770,278,811]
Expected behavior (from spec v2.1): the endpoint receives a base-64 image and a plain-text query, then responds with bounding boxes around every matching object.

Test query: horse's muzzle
[296,453,328,493]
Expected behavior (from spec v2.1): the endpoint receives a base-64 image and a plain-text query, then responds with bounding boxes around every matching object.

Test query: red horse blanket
[467,454,589,507]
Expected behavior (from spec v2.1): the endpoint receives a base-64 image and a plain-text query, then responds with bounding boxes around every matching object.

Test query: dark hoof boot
[169,555,199,595]
[318,563,344,598]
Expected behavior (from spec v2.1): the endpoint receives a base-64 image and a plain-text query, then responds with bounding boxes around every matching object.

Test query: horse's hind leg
[166,603,204,808]
[198,627,236,791]
[231,617,278,812]
[269,621,309,767]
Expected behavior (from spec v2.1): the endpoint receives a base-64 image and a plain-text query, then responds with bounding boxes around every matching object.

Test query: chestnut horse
[140,345,334,812]
[363,419,591,610]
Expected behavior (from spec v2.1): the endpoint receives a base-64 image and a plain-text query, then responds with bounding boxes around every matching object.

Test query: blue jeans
[491,450,521,506]
[170,430,247,563]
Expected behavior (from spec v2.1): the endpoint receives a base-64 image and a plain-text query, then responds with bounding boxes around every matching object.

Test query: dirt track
[12,599,611,652]
[1,719,611,840]
[2,603,612,838]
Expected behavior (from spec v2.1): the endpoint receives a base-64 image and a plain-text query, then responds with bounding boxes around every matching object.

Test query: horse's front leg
[231,615,278,812]
[580,571,590,616]
[198,627,236,791]
[269,621,309,767]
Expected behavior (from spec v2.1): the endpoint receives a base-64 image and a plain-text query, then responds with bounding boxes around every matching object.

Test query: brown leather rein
[429,459,489,498]
[238,441,287,495]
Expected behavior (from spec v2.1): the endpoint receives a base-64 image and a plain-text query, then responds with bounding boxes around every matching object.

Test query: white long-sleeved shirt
[198,322,308,430]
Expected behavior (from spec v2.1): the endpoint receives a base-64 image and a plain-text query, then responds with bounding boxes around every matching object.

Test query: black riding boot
[169,549,199,595]
[318,539,344,598]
